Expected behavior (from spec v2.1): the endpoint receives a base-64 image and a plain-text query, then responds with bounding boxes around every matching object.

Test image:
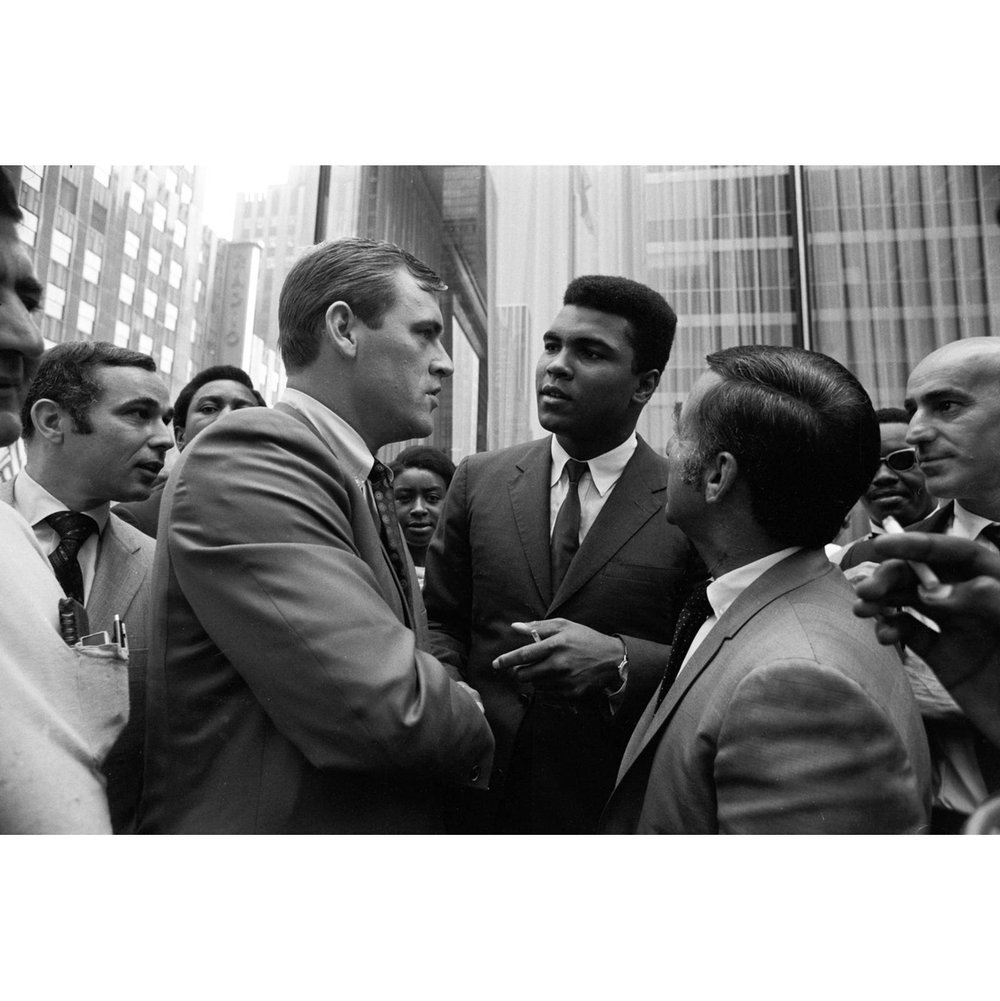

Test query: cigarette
[881,515,942,590]
[530,629,541,643]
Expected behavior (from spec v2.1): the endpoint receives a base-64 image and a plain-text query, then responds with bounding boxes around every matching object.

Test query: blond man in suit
[3,339,172,832]
[602,346,931,834]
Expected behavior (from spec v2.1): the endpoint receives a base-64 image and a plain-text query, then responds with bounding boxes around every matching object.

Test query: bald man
[842,337,1000,832]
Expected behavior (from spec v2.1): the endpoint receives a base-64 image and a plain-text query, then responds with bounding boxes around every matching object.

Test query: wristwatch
[604,635,629,695]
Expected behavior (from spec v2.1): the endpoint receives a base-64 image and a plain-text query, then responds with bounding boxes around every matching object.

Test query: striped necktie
[46,510,97,604]
[368,460,414,617]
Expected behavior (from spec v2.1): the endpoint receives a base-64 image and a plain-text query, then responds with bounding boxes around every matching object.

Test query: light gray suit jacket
[602,549,933,834]
[1,477,155,832]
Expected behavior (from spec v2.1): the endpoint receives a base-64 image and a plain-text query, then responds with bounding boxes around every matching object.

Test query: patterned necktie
[46,510,97,605]
[655,580,713,709]
[550,458,588,592]
[368,460,413,616]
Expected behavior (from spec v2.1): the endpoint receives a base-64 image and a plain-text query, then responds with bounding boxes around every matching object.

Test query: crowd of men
[3,162,1000,835]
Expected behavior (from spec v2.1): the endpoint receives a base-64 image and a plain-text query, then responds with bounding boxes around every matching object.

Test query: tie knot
[368,460,393,492]
[46,510,97,546]
[564,459,588,486]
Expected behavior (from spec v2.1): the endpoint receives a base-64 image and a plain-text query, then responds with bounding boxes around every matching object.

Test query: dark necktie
[550,458,588,592]
[655,580,713,709]
[46,510,97,605]
[368,460,414,616]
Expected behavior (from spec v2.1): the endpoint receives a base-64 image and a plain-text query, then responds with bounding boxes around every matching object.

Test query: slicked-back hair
[875,406,911,426]
[389,445,456,489]
[173,364,258,430]
[689,345,879,548]
[0,167,22,222]
[21,340,157,441]
[278,237,447,372]
[563,275,677,374]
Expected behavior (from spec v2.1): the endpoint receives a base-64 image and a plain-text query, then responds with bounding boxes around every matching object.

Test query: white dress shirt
[548,432,637,542]
[10,470,109,603]
[675,547,802,679]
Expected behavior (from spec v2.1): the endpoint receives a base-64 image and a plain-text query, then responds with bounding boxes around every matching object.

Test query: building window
[114,321,130,348]
[147,247,162,276]
[77,301,96,336]
[58,179,78,214]
[123,230,140,260]
[180,182,192,205]
[44,283,66,320]
[91,201,107,234]
[138,333,153,356]
[50,230,72,267]
[173,220,187,248]
[83,250,102,284]
[160,344,174,374]
[194,278,202,303]
[17,209,38,247]
[168,260,183,289]
[129,182,145,214]
[143,288,158,319]
[119,274,136,305]
[21,166,43,191]
[165,168,178,193]
[152,202,167,232]
[164,302,178,331]
[93,165,111,187]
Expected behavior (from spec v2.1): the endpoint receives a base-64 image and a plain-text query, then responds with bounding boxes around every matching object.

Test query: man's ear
[174,425,186,449]
[704,451,739,504]
[29,399,67,445]
[633,369,661,406]
[325,300,358,359]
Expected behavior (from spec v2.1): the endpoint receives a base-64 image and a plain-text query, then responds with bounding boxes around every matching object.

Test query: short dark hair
[563,275,677,374]
[173,364,258,430]
[278,237,447,373]
[689,345,879,548]
[21,341,157,441]
[875,406,911,426]
[0,167,22,222]
[389,445,456,489]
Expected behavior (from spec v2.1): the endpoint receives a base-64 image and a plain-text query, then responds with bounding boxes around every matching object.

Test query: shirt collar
[14,469,109,533]
[549,432,638,496]
[706,547,802,620]
[952,502,999,541]
[281,387,375,489]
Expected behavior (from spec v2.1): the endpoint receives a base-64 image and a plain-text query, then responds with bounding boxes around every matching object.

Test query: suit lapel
[550,439,666,611]
[617,549,836,777]
[507,439,555,605]
[88,519,144,629]
[910,501,953,534]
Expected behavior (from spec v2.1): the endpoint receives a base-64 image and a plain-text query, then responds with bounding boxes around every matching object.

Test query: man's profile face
[178,378,260,448]
[353,270,452,450]
[861,423,933,528]
[0,216,45,446]
[905,344,1000,510]
[535,305,652,458]
[57,365,174,506]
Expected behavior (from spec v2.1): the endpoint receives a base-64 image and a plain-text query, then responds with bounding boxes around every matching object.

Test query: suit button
[470,765,480,782]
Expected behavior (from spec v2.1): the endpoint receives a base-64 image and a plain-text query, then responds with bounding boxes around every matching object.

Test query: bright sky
[200,164,292,240]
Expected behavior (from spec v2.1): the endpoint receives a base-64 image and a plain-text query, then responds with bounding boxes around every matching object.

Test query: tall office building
[2,164,218,478]
[489,305,536,451]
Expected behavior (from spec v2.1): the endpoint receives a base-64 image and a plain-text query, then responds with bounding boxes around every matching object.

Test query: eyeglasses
[880,447,918,472]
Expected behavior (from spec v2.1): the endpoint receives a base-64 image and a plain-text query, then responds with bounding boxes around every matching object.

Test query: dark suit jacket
[112,480,165,539]
[423,435,702,833]
[137,403,494,834]
[602,549,932,834]
[1,479,152,833]
[839,503,954,570]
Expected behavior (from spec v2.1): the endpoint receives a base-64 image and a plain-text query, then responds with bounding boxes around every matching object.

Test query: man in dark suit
[602,345,930,834]
[841,337,1000,831]
[113,364,264,538]
[2,340,173,832]
[423,275,702,833]
[138,237,494,833]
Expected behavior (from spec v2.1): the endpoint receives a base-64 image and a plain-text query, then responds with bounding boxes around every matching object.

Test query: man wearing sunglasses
[842,340,1000,833]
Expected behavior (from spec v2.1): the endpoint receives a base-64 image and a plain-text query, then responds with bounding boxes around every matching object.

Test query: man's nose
[150,423,175,453]
[411,494,427,513]
[0,291,45,363]
[906,413,931,445]
[431,340,454,378]
[871,461,900,485]
[546,349,572,378]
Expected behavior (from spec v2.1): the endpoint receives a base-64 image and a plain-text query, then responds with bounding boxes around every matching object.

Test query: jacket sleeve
[168,418,493,788]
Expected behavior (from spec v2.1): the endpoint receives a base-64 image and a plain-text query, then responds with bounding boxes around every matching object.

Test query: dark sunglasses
[880,447,918,472]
